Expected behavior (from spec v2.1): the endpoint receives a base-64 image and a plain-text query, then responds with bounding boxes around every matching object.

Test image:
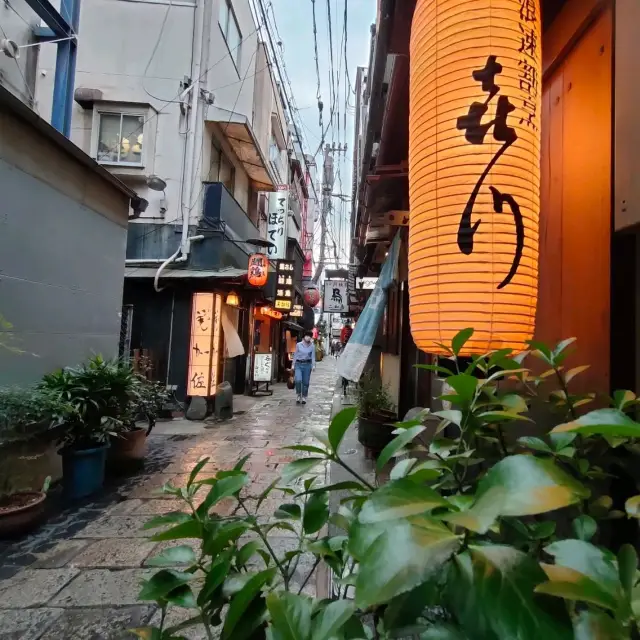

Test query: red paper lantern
[304,286,320,308]
[247,253,269,287]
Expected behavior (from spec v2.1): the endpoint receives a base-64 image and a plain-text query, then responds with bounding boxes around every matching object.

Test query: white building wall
[29,0,277,226]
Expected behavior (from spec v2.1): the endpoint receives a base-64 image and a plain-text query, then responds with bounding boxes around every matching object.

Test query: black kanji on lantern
[455,55,525,290]
[520,0,537,23]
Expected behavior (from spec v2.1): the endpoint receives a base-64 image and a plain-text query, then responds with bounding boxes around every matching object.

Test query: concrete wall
[0,0,39,108]
[0,107,129,385]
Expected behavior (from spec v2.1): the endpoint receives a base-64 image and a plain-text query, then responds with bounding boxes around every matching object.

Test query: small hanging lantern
[303,286,321,308]
[226,291,240,307]
[408,0,542,355]
[247,253,269,288]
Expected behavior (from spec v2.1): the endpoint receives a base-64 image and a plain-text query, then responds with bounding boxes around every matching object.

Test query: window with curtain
[218,0,242,71]
[96,112,145,165]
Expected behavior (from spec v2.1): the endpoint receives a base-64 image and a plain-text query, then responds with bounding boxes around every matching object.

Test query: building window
[219,0,242,72]
[210,140,236,195]
[95,112,145,165]
[269,133,280,164]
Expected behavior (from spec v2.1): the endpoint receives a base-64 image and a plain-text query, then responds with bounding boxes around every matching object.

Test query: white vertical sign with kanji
[267,186,289,260]
[323,280,349,313]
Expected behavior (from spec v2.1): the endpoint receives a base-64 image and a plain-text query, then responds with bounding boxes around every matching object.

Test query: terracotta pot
[0,492,47,538]
[111,427,148,461]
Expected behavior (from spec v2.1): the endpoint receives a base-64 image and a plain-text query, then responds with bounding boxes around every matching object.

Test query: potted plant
[41,356,136,500]
[355,371,396,452]
[110,377,170,465]
[0,387,67,535]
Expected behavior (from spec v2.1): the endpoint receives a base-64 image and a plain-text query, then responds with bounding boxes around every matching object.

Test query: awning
[124,266,247,279]
[283,321,304,332]
[207,107,277,192]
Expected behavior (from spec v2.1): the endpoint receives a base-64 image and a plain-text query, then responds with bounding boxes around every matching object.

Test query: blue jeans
[294,361,312,398]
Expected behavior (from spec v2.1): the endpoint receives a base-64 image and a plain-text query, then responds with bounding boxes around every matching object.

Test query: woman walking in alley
[292,331,316,404]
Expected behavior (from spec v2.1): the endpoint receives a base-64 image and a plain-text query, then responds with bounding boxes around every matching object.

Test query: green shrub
[40,355,137,450]
[355,370,395,418]
[134,331,640,639]
[0,387,69,444]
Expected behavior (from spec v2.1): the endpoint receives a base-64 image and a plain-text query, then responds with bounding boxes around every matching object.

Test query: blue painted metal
[51,0,79,136]
[23,0,72,37]
[32,26,56,40]
[24,0,79,136]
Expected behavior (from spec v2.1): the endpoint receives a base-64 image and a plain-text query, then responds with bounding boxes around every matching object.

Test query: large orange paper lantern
[247,253,269,288]
[409,0,541,355]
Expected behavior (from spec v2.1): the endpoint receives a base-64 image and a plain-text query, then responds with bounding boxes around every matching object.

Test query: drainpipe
[179,0,205,252]
[154,234,204,292]
[149,0,207,288]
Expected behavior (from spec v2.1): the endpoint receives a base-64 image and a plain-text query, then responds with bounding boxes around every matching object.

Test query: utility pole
[313,143,343,284]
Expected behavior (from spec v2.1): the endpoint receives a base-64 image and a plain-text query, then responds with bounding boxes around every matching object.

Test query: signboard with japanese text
[253,353,273,382]
[275,260,295,312]
[323,280,348,313]
[187,293,222,396]
[247,253,269,287]
[267,186,289,260]
[348,264,358,308]
[290,304,303,318]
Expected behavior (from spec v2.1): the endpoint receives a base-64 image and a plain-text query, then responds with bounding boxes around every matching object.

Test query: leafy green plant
[355,371,394,419]
[131,377,171,434]
[0,387,70,445]
[40,355,137,450]
[135,330,640,639]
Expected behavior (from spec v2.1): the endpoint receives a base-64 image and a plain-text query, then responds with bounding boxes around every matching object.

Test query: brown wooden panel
[537,70,565,351]
[614,0,640,231]
[542,0,607,77]
[536,7,612,395]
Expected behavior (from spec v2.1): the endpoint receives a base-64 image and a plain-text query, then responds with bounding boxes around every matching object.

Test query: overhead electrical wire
[325,0,337,143]
[110,21,264,151]
[253,0,319,200]
[5,1,32,28]
[187,46,259,215]
[141,0,178,103]
[310,0,322,102]
[126,31,266,245]
[261,0,318,169]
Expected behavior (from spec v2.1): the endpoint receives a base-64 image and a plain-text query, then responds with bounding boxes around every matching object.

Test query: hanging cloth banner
[337,231,402,382]
[221,305,245,358]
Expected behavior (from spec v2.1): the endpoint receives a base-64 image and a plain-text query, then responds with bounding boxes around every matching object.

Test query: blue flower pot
[60,444,109,500]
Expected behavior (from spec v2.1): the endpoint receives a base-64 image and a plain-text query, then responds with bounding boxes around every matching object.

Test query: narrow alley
[0,360,339,639]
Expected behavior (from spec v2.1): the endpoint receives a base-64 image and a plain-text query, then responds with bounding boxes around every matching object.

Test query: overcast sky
[270,0,377,267]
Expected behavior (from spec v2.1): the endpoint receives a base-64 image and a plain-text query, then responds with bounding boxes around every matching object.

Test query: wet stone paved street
[0,359,338,639]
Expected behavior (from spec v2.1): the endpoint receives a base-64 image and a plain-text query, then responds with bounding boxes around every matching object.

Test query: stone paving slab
[0,569,80,608]
[70,539,159,568]
[0,607,64,640]
[42,605,154,639]
[50,569,153,607]
[0,360,339,638]
[74,515,155,539]
[31,540,89,569]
